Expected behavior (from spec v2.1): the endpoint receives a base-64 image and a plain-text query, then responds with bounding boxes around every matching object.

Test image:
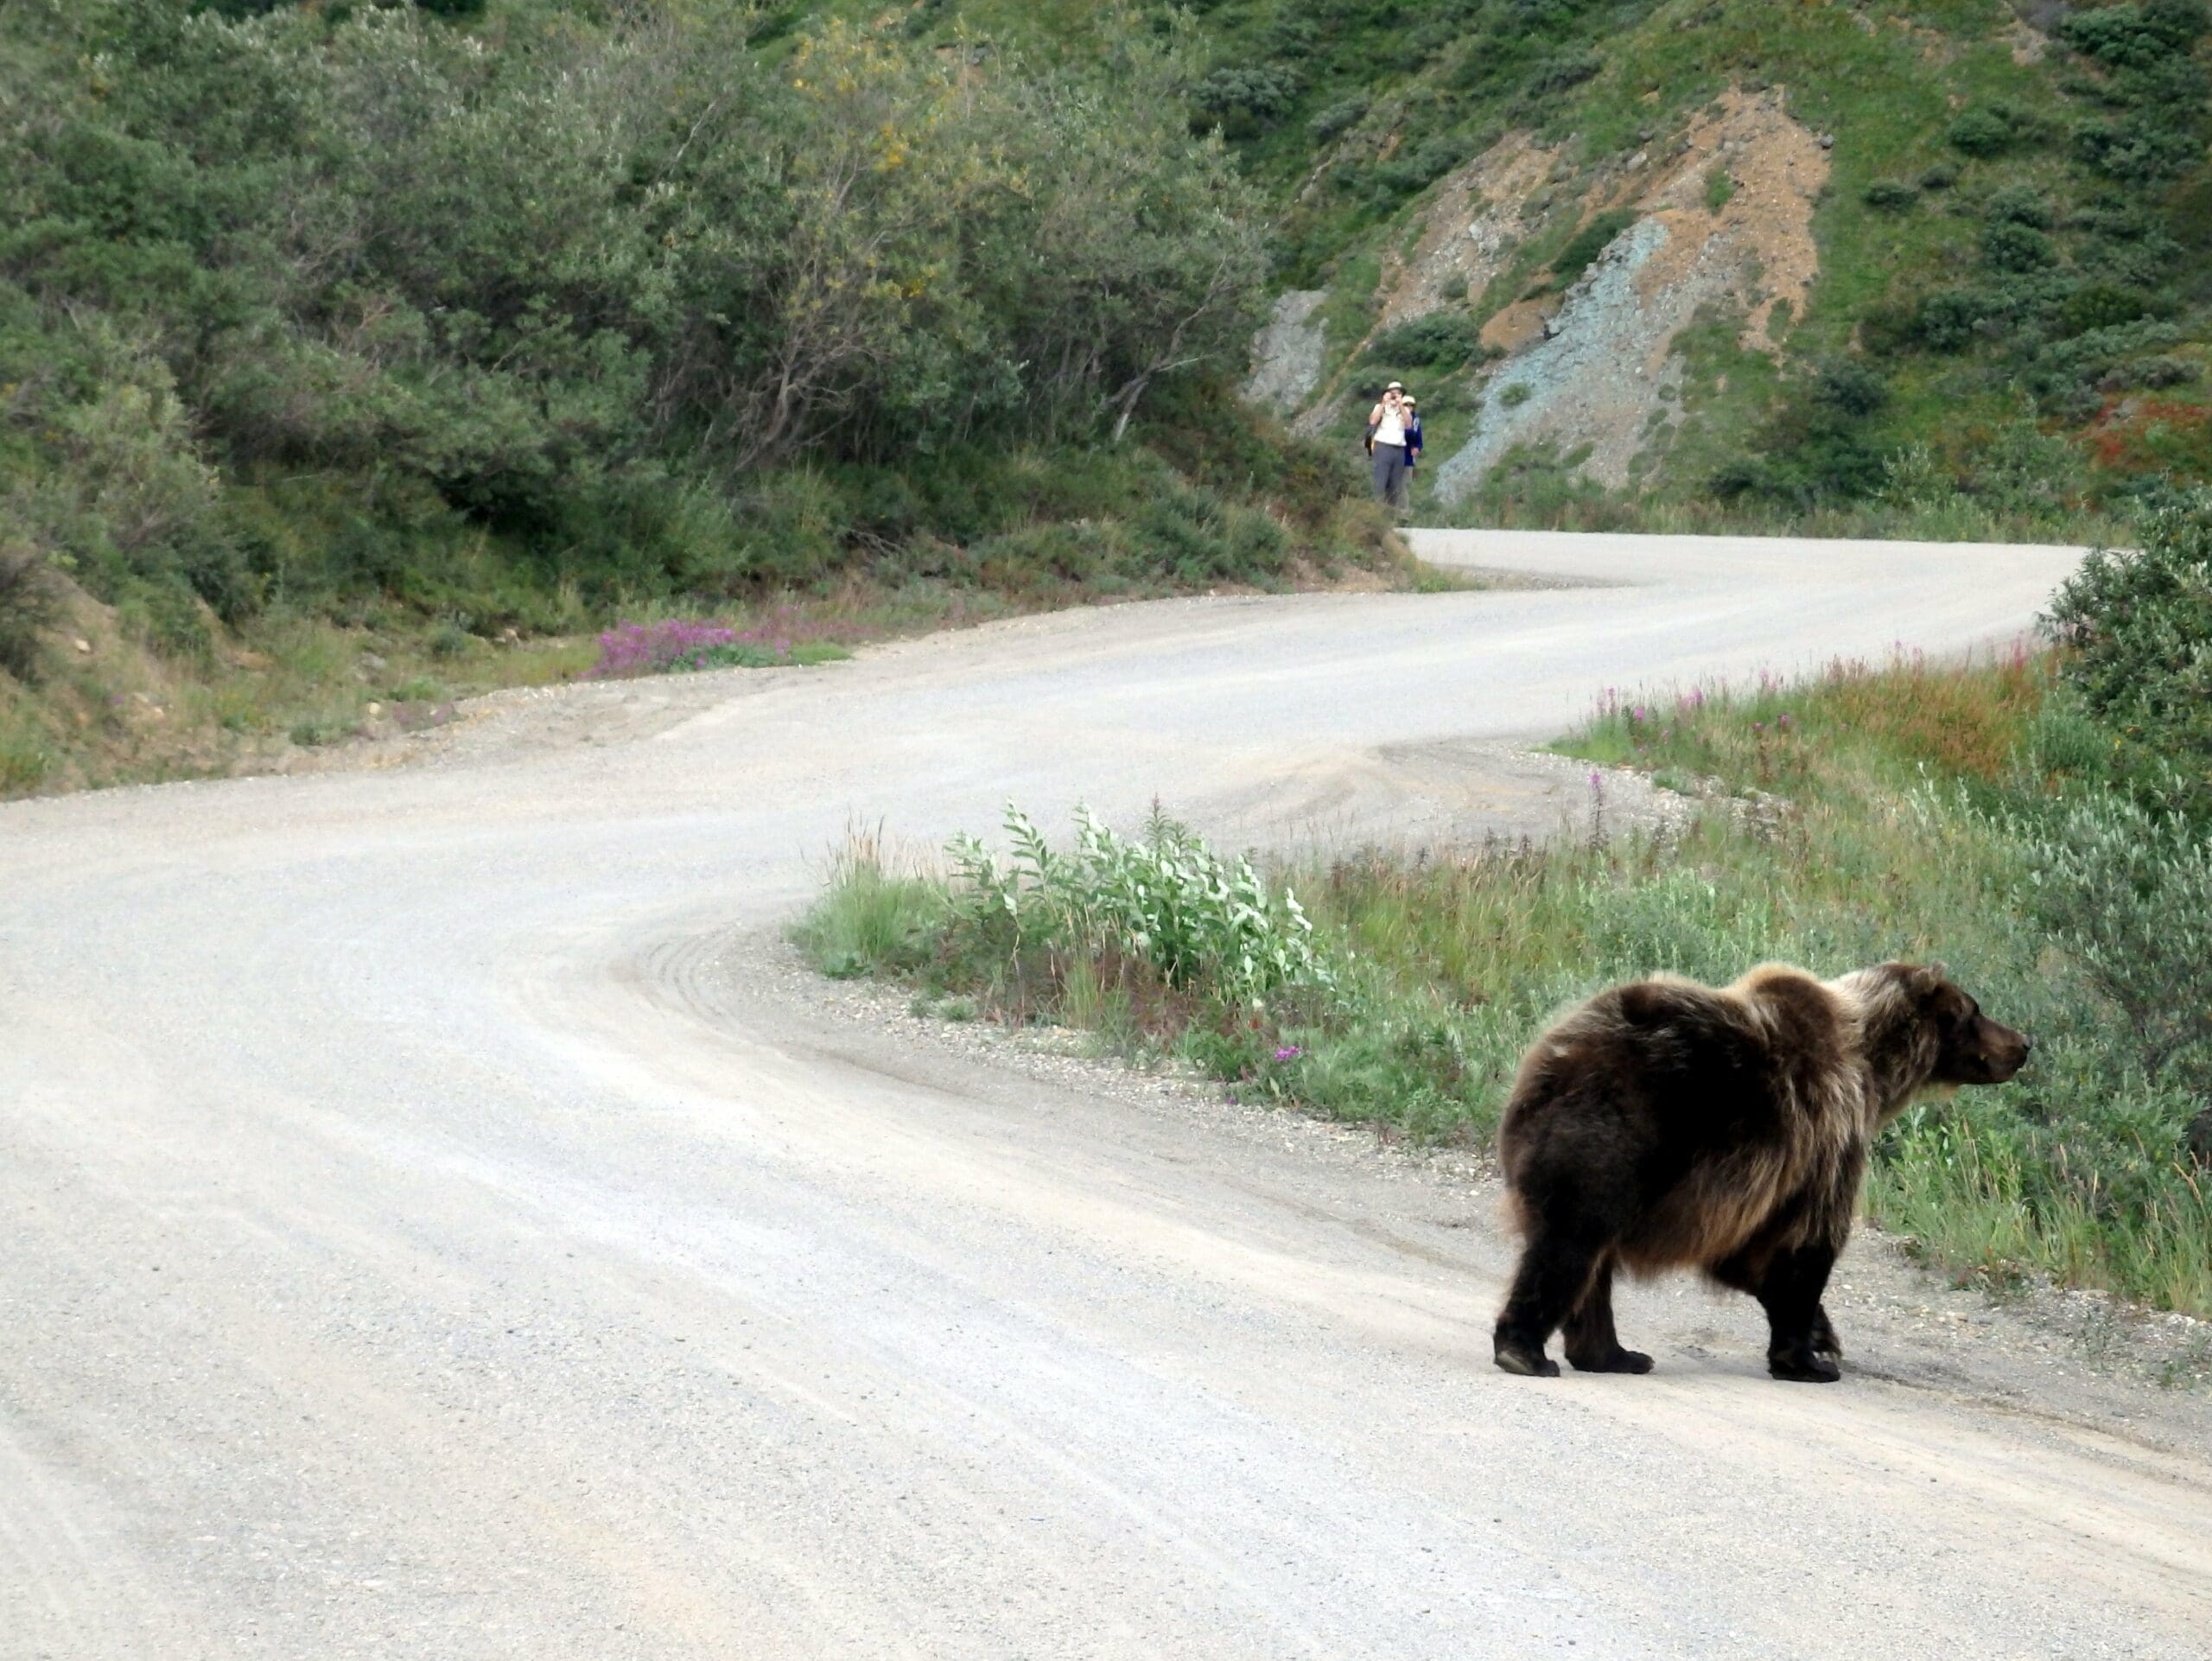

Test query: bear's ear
[1903,962,1947,997]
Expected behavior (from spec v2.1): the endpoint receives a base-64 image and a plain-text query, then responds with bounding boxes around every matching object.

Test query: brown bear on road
[1492,963,2030,1383]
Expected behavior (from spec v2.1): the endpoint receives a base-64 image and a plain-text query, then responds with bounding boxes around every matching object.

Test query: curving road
[5,530,2209,1660]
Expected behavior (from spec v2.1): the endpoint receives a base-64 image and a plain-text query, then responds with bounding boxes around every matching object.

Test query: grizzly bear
[1492,963,2029,1383]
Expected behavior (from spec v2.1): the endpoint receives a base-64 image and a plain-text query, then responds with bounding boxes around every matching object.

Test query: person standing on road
[1366,382,1411,513]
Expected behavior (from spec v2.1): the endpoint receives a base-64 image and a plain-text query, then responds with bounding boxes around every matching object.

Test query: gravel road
[5,529,2208,1660]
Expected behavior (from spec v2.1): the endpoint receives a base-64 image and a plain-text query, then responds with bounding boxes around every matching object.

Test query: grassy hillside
[892,0,2212,536]
[0,0,1395,795]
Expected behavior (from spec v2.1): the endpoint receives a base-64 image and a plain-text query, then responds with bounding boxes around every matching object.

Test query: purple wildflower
[1274,1046,1303,1062]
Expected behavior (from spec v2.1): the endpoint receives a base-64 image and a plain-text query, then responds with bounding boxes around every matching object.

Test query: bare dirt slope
[5,530,2208,1661]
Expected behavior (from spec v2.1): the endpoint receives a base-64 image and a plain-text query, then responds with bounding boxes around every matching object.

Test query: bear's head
[1909,964,2031,1086]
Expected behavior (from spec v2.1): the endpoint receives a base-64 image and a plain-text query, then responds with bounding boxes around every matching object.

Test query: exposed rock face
[1242,290,1329,415]
[1432,87,1829,499]
[1434,217,1679,497]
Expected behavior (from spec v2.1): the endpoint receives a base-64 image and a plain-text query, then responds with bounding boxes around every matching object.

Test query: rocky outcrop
[1243,290,1330,415]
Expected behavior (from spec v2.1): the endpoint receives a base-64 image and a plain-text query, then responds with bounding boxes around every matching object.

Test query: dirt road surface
[5,530,2208,1660]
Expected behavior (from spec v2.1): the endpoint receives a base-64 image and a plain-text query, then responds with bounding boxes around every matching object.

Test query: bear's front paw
[1768,1345,1843,1384]
[1494,1337,1561,1378]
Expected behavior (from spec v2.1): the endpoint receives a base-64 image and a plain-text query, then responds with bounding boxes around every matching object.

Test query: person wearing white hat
[1365,383,1411,512]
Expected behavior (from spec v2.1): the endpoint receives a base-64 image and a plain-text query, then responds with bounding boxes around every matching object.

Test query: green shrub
[2012,783,2212,1083]
[1363,312,1487,368]
[2074,116,2206,182]
[1191,62,1303,129]
[0,544,58,683]
[2060,283,2155,336]
[1911,287,1993,352]
[944,803,1335,1007]
[1985,184,2056,229]
[2044,492,2212,783]
[1307,94,1367,142]
[1862,179,1917,213]
[2058,1,2209,70]
[1983,219,2059,272]
[1524,48,1602,98]
[1948,105,2018,157]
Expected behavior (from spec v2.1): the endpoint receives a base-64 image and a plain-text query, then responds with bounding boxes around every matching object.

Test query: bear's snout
[1975,1016,2031,1083]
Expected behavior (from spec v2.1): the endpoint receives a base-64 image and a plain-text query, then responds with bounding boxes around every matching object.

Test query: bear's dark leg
[1494,1228,1605,1378]
[1713,1241,1843,1365]
[1561,1257,1653,1374]
[1758,1244,1842,1384]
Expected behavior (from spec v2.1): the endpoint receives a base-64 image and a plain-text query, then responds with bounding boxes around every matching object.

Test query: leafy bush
[2013,784,2212,1082]
[2074,114,2207,181]
[0,544,59,682]
[2059,282,2155,336]
[1523,48,1602,98]
[1362,312,1488,368]
[2044,491,2212,780]
[1812,358,1889,418]
[1983,219,2059,272]
[1862,179,1918,213]
[1910,287,1994,353]
[1307,94,1368,142]
[2057,0,2209,69]
[1948,105,2018,156]
[1985,184,2056,229]
[1359,130,1479,203]
[1716,360,1891,506]
[1191,62,1303,128]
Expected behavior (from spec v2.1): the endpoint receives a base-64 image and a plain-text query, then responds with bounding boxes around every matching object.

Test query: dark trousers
[1371,442,1408,510]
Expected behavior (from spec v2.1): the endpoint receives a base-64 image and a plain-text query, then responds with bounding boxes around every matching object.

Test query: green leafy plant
[946,804,1334,1008]
[2013,784,2212,1081]
[2044,491,2212,782]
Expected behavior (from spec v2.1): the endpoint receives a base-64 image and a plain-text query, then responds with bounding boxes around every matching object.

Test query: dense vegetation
[801,497,2212,1337]
[0,0,1389,792]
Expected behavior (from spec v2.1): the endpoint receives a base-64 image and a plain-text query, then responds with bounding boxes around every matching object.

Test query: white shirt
[1374,405,1406,446]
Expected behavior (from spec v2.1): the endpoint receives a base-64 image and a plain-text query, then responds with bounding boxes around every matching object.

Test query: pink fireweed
[585,613,847,678]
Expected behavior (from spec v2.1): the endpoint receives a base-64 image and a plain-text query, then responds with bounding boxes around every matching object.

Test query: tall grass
[798,652,2212,1321]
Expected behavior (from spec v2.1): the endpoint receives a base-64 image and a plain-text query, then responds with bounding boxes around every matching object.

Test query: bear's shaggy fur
[1492,962,2030,1383]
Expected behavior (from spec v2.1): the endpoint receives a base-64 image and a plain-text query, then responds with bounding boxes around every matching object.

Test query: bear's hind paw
[1568,1346,1654,1374]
